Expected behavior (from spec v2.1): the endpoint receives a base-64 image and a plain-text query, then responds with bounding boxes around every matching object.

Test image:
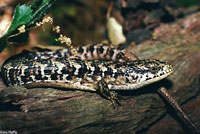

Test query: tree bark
[0,12,200,134]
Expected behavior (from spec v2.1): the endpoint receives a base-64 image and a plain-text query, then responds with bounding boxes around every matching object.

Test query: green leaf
[6,5,32,35]
[0,5,32,52]
[0,0,57,52]
[27,0,57,27]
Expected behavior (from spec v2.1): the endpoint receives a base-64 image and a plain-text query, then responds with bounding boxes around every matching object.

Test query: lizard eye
[149,66,159,74]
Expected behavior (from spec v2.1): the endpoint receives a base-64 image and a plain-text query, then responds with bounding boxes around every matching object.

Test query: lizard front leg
[97,79,121,107]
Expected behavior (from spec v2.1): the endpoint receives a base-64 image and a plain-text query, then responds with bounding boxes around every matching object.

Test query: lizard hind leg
[97,79,121,107]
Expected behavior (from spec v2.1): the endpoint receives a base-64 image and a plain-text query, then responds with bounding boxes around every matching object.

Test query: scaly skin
[1,53,173,91]
[1,43,173,105]
[28,43,138,62]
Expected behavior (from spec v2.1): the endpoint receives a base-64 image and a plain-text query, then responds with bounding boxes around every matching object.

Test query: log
[0,12,200,134]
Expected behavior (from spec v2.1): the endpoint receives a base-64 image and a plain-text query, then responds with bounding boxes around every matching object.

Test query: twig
[157,87,200,134]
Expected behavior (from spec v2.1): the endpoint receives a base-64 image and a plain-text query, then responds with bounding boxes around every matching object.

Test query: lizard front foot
[97,79,121,107]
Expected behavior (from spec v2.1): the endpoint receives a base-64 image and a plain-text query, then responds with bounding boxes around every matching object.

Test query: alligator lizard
[1,43,173,104]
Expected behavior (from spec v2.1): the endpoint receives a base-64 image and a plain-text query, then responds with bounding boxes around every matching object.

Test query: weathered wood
[0,13,200,134]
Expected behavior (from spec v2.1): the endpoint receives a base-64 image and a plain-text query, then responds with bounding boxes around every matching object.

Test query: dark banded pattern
[1,49,173,91]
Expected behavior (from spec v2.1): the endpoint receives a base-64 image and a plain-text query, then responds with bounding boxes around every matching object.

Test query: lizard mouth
[134,63,174,89]
[109,63,174,90]
[141,67,174,87]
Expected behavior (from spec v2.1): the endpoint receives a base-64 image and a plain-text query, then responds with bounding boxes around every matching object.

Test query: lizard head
[127,59,174,88]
